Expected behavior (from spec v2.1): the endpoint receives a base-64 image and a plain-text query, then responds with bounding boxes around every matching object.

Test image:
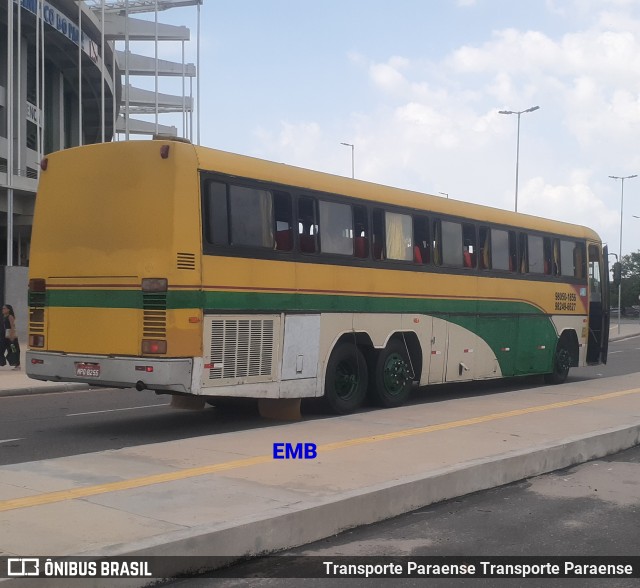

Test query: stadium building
[1,0,199,328]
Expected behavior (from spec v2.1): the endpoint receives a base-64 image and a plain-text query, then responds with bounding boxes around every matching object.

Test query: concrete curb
[0,383,89,398]
[610,333,640,342]
[9,422,638,588]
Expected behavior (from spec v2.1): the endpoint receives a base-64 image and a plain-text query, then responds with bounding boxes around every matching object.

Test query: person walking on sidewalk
[2,304,20,369]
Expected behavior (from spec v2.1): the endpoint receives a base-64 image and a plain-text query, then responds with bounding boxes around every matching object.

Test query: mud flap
[171,395,206,410]
[258,398,302,421]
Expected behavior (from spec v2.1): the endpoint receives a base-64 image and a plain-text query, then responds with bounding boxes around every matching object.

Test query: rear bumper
[25,351,194,394]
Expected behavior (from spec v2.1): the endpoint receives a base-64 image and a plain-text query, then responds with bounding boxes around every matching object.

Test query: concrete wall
[1,266,29,342]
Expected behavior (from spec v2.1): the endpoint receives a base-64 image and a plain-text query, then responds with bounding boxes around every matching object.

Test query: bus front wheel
[370,339,413,408]
[544,343,571,385]
[324,342,368,414]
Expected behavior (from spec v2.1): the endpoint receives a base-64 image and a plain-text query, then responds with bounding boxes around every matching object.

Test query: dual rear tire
[324,339,413,414]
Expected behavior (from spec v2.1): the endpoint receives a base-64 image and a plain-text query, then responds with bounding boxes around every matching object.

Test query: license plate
[75,362,101,378]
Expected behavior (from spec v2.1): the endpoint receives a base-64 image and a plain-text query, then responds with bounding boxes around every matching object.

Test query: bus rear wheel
[324,342,368,414]
[370,339,413,408]
[544,343,571,385]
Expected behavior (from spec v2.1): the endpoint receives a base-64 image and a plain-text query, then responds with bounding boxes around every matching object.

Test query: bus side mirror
[612,262,622,287]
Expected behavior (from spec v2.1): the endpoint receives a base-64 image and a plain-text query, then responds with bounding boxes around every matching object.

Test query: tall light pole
[609,174,638,334]
[499,106,540,212]
[340,142,354,178]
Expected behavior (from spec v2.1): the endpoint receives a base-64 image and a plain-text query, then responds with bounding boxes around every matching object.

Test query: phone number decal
[555,291,577,312]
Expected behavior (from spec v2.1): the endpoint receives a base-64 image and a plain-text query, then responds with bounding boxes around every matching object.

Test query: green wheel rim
[557,348,571,374]
[335,359,359,400]
[382,352,410,396]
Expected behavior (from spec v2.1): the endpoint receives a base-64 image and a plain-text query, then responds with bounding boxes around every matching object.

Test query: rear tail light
[29,278,47,292]
[29,334,45,347]
[142,339,167,354]
[141,278,168,292]
[30,308,44,322]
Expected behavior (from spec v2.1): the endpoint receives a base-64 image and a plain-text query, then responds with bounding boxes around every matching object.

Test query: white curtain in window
[385,212,412,260]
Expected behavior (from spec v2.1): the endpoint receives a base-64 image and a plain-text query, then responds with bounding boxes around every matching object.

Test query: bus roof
[190,142,601,243]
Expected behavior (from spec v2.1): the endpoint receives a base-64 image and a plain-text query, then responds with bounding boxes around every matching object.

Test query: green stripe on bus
[42,288,559,376]
[45,289,545,316]
[47,290,141,308]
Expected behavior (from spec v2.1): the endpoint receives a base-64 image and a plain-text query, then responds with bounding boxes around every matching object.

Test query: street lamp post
[609,174,638,335]
[499,106,540,212]
[340,142,354,179]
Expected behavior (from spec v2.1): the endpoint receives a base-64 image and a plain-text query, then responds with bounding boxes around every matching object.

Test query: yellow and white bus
[27,139,611,415]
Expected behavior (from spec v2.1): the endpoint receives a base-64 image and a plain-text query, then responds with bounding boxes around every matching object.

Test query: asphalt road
[1,335,639,466]
[163,444,640,588]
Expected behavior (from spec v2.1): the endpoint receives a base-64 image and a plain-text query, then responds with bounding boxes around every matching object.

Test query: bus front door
[586,243,610,365]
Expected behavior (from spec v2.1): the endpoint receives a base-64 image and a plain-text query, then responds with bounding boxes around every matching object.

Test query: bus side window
[527,234,545,274]
[552,239,561,275]
[229,185,274,248]
[353,205,369,259]
[490,228,517,271]
[588,244,602,302]
[298,196,318,254]
[508,231,517,271]
[573,242,586,279]
[274,191,293,251]
[433,219,442,266]
[479,226,490,270]
[319,200,353,255]
[372,209,385,260]
[519,233,528,273]
[385,211,413,261]
[203,180,229,245]
[441,220,463,267]
[543,237,552,275]
[413,215,430,264]
[463,223,476,269]
[558,238,584,278]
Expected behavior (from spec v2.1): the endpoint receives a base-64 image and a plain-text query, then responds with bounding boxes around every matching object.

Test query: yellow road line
[1,387,639,513]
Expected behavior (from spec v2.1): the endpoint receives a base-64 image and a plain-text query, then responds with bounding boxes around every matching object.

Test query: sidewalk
[0,349,87,397]
[1,325,639,587]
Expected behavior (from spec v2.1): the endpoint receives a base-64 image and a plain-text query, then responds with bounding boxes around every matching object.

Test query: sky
[125,0,640,258]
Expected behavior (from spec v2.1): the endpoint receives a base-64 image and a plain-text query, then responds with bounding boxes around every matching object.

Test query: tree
[619,250,640,310]
[621,251,640,279]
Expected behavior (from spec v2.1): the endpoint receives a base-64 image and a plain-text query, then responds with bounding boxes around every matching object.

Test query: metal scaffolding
[2,0,200,266]
[85,0,202,14]
[85,0,201,141]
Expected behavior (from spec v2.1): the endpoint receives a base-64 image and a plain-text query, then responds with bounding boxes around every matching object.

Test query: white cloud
[369,60,409,94]
[519,174,620,243]
[254,4,640,253]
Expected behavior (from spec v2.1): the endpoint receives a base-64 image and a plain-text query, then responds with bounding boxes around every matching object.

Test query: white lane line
[0,439,23,444]
[608,350,623,354]
[66,403,170,417]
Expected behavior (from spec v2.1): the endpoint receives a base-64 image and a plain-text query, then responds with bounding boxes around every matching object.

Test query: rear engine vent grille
[177,252,196,270]
[143,292,167,338]
[209,317,276,381]
[28,291,46,334]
